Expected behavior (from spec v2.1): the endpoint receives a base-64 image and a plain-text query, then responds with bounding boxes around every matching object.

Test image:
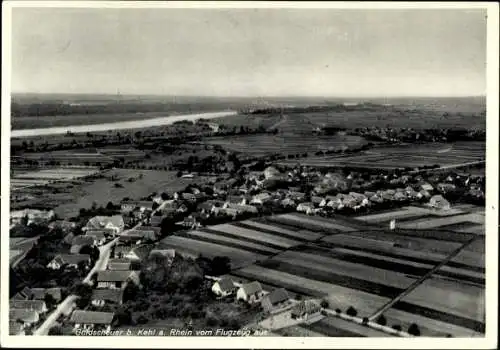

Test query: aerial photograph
[5,3,492,342]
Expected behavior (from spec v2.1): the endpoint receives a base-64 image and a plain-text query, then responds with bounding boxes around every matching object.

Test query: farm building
[107,259,132,271]
[236,281,264,304]
[429,195,451,210]
[150,215,164,227]
[311,196,324,206]
[70,310,115,332]
[290,299,322,321]
[29,288,62,302]
[9,309,39,328]
[11,287,33,300]
[91,289,124,307]
[251,192,272,205]
[10,300,48,315]
[260,288,290,312]
[281,198,296,208]
[225,195,248,206]
[84,215,124,235]
[211,278,237,298]
[287,191,306,202]
[96,271,140,290]
[47,254,91,270]
[70,236,96,254]
[181,215,202,229]
[420,183,434,192]
[264,166,282,180]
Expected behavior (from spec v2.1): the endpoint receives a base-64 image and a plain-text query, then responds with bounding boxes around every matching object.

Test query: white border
[1,2,498,349]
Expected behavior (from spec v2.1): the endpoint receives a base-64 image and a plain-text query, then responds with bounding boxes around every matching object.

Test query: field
[10,167,100,190]
[203,133,368,157]
[277,142,485,169]
[11,169,211,218]
[398,213,485,231]
[181,209,485,337]
[299,316,393,337]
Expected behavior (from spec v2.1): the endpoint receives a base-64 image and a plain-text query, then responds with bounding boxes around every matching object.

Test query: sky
[11,7,487,97]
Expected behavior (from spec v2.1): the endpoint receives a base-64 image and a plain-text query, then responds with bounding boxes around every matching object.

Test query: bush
[206,316,219,327]
[346,306,357,317]
[392,325,402,332]
[114,183,124,188]
[335,308,341,314]
[376,315,387,326]
[320,300,329,308]
[408,323,421,336]
[48,325,63,335]
[362,317,369,325]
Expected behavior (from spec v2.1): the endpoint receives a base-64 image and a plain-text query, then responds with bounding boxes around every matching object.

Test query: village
[9,160,485,336]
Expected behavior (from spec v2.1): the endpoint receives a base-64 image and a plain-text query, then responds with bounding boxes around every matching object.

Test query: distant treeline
[11,102,226,117]
[248,103,386,115]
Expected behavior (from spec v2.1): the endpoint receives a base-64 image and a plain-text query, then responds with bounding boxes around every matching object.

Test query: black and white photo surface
[1,1,498,349]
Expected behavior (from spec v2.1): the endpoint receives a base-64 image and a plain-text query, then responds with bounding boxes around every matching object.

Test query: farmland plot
[398,213,484,230]
[239,220,323,241]
[355,207,432,223]
[209,224,301,248]
[232,264,392,317]
[159,235,264,269]
[397,277,485,330]
[382,308,484,337]
[303,316,392,337]
[186,230,280,255]
[271,250,417,289]
[274,213,356,232]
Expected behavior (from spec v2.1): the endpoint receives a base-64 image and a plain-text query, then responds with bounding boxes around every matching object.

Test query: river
[11,111,237,138]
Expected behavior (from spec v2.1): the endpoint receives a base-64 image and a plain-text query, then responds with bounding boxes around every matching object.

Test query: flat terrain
[278,142,485,169]
[203,133,368,157]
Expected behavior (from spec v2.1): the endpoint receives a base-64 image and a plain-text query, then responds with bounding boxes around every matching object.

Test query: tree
[106,201,115,210]
[408,323,421,336]
[376,315,387,326]
[320,300,329,308]
[176,170,183,178]
[346,306,357,317]
[160,192,169,200]
[44,293,57,309]
[209,256,231,276]
[392,325,402,332]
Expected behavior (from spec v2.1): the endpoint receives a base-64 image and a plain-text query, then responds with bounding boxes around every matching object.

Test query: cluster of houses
[65,226,175,333]
[10,209,55,227]
[211,278,322,320]
[9,287,63,335]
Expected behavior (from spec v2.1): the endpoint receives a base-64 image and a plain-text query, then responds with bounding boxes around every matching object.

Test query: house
[11,287,34,300]
[224,203,259,214]
[213,207,239,218]
[420,183,434,192]
[86,230,109,247]
[296,202,315,214]
[30,288,62,303]
[211,278,237,298]
[91,289,124,307]
[86,228,116,238]
[118,233,143,245]
[150,215,164,227]
[84,215,124,235]
[9,322,25,335]
[264,166,281,179]
[207,122,220,133]
[107,259,132,271]
[70,235,96,253]
[429,195,451,210]
[288,191,306,202]
[113,245,150,261]
[394,192,407,201]
[47,254,91,270]
[290,299,322,320]
[180,215,201,229]
[437,183,456,193]
[250,192,272,205]
[176,203,189,213]
[9,309,39,328]
[10,300,47,314]
[96,271,140,289]
[70,310,114,332]
[369,194,384,204]
[213,181,229,194]
[311,196,324,207]
[260,288,290,312]
[197,202,215,214]
[121,200,154,213]
[236,281,264,304]
[281,198,296,208]
[226,195,247,206]
[182,193,197,202]
[419,189,432,199]
[125,229,158,242]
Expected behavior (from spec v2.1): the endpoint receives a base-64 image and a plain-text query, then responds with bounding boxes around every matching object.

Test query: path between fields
[33,200,170,335]
[11,111,237,138]
[368,234,481,321]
